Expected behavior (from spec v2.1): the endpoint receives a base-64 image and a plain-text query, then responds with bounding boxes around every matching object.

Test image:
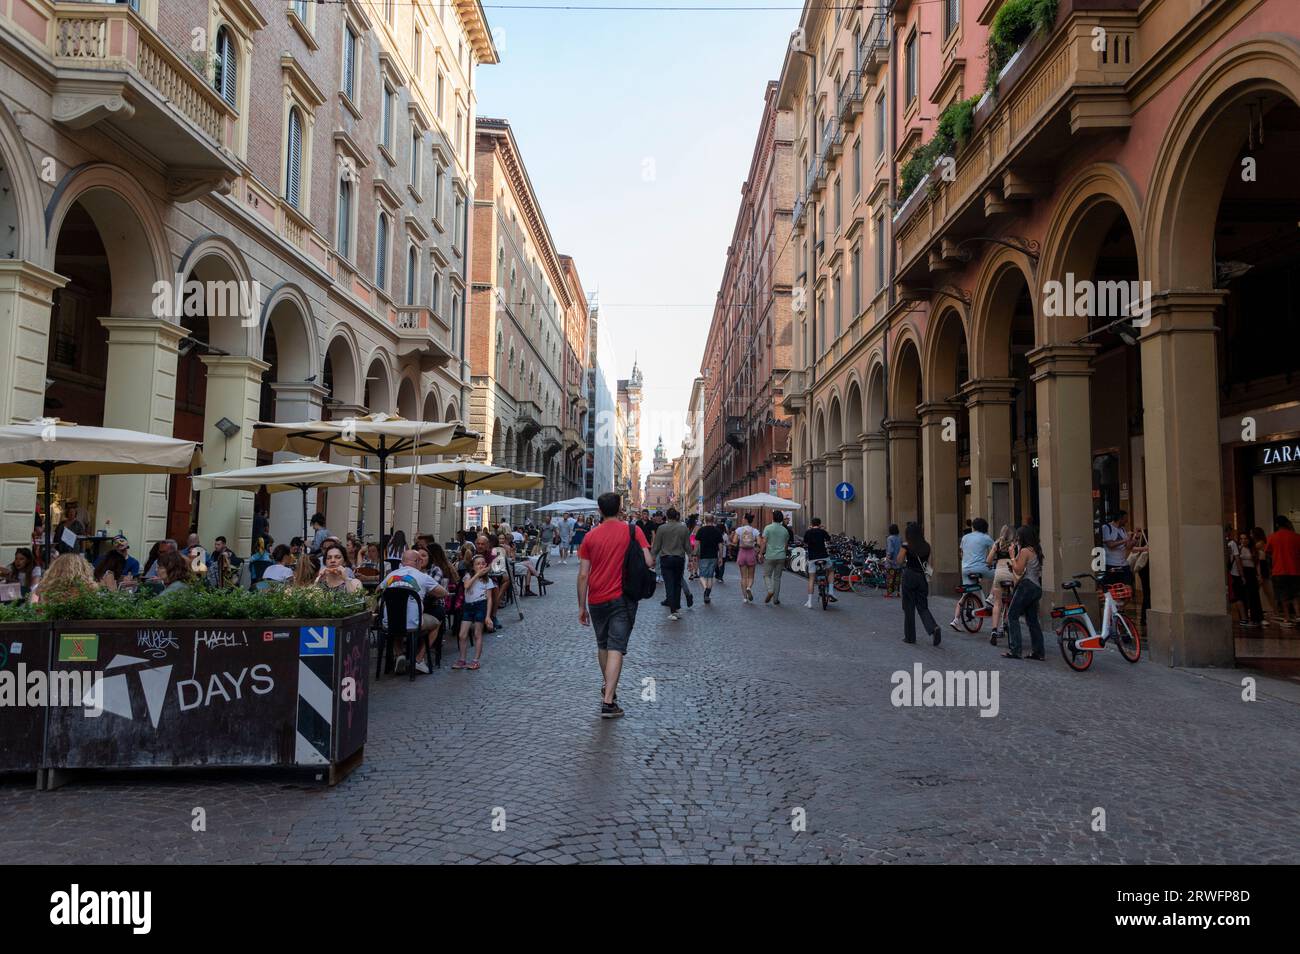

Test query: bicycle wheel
[1057,619,1093,671]
[959,593,983,633]
[820,584,829,610]
[1113,613,1141,663]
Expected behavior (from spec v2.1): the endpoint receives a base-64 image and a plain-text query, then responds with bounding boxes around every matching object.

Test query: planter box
[40,611,371,786]
[0,621,51,774]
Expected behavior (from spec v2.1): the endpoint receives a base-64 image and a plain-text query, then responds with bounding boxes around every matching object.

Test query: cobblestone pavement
[3,561,1299,864]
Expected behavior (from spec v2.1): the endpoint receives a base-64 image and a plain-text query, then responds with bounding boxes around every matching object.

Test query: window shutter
[337,179,351,257]
[377,214,388,289]
[343,29,356,100]
[286,109,302,208]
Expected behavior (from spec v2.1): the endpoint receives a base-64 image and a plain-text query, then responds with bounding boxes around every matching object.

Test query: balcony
[859,13,890,80]
[540,424,563,458]
[393,306,455,372]
[2,1,241,201]
[792,192,808,231]
[893,1,1139,284]
[563,425,583,455]
[838,71,865,123]
[516,400,542,440]
[780,370,806,413]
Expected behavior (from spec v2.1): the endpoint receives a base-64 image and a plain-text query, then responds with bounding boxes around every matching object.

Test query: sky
[476,1,802,481]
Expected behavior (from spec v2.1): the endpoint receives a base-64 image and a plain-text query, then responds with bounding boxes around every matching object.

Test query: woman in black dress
[897,521,941,646]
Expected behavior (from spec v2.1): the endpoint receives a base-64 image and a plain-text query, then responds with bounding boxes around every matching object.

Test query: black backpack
[622,524,657,601]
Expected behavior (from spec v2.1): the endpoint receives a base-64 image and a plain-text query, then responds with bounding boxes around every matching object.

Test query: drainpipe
[884,10,898,520]
[793,43,817,522]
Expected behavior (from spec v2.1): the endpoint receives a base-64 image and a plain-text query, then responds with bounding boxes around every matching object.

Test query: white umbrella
[0,419,202,563]
[456,492,533,508]
[726,493,802,511]
[385,459,544,528]
[252,414,479,555]
[189,458,374,541]
[536,496,601,513]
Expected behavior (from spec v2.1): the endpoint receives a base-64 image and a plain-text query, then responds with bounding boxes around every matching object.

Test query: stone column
[839,442,864,539]
[791,462,805,524]
[1029,343,1096,601]
[96,318,188,550]
[919,401,963,592]
[1140,292,1232,666]
[962,378,1018,533]
[0,262,67,560]
[196,355,269,554]
[268,382,327,544]
[822,451,843,531]
[861,432,889,544]
[885,419,920,528]
[808,458,827,530]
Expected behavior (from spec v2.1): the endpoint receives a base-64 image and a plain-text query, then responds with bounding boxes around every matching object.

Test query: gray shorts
[589,597,636,654]
[698,558,717,578]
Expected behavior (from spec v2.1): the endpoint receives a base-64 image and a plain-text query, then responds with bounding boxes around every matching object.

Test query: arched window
[376,213,389,291]
[285,107,303,208]
[337,177,352,258]
[213,26,238,108]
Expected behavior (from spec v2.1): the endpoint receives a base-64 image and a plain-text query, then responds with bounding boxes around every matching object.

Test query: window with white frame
[376,212,390,292]
[285,106,304,208]
[342,26,358,101]
[213,26,237,108]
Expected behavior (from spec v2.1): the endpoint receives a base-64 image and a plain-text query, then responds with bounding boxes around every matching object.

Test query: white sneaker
[415,659,430,674]
[669,612,680,621]
[394,655,408,674]
[805,597,813,608]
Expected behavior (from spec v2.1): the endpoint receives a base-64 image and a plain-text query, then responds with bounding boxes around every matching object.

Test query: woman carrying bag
[1128,527,1151,631]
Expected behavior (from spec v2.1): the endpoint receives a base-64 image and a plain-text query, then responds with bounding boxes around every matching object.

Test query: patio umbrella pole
[301,485,309,544]
[377,438,388,562]
[42,460,54,567]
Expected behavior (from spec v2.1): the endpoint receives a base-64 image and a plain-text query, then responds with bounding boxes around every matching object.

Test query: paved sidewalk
[2,563,1297,863]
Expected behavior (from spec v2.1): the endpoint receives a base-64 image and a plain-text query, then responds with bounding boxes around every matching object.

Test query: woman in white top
[260,544,296,586]
[730,513,762,603]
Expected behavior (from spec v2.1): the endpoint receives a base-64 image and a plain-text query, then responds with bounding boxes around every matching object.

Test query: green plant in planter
[985,0,1060,92]
[15,581,368,622]
[898,95,981,202]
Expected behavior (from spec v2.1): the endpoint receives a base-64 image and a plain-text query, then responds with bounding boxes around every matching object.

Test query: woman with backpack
[731,513,761,603]
[897,521,941,646]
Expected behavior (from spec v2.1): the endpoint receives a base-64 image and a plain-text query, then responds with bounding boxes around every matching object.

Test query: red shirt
[1266,527,1300,576]
[580,519,649,605]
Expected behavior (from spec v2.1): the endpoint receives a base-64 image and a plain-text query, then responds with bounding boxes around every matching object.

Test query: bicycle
[1053,573,1141,671]
[953,572,993,633]
[811,557,832,610]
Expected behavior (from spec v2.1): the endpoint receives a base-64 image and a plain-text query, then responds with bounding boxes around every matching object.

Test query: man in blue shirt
[951,517,995,629]
[94,535,141,578]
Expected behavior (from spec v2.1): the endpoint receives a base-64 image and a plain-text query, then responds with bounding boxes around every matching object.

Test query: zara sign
[1254,438,1300,471]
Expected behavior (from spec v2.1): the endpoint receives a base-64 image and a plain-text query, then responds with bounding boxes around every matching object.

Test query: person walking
[897,521,941,646]
[761,510,791,605]
[578,492,653,719]
[883,524,902,598]
[732,513,761,602]
[693,513,725,605]
[652,507,692,620]
[1100,510,1134,587]
[1002,526,1046,660]
[987,524,1017,643]
[1234,530,1264,627]
[559,512,577,564]
[715,519,729,584]
[1252,526,1275,621]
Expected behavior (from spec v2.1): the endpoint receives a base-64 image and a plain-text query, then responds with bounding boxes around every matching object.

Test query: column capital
[326,402,368,419]
[1141,290,1227,340]
[1027,343,1096,380]
[959,377,1019,406]
[917,401,964,424]
[838,442,858,457]
[810,459,828,474]
[98,316,189,348]
[860,431,888,450]
[0,260,68,300]
[884,419,921,437]
[200,354,270,382]
[823,450,843,464]
[269,381,330,403]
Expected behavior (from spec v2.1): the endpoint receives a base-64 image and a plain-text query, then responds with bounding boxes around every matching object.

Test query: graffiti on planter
[191,629,250,670]
[176,664,275,711]
[136,629,178,659]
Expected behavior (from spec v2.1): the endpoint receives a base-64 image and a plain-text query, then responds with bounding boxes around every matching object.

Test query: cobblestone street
[3,561,1298,864]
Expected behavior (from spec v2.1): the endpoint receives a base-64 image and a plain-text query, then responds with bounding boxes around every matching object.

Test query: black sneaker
[660,599,671,607]
[703,592,711,604]
[600,701,624,719]
[685,593,694,608]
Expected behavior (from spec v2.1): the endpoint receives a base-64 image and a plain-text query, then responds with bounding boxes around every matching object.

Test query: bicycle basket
[1107,583,1133,603]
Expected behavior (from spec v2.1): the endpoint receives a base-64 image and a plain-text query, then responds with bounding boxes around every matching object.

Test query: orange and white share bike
[1052,573,1141,671]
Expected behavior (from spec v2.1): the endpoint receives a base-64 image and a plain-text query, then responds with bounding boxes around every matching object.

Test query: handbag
[1127,531,1149,572]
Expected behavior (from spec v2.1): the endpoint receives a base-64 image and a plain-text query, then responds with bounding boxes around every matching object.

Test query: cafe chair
[376,587,434,682]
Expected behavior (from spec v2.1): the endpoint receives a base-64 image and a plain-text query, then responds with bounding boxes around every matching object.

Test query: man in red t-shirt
[1265,515,1300,627]
[579,492,652,719]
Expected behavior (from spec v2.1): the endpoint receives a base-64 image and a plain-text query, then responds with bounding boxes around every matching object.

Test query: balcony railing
[3,1,240,199]
[859,12,890,79]
[893,2,1139,282]
[393,306,455,371]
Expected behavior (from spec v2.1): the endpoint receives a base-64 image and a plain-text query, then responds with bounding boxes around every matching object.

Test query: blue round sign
[835,481,855,502]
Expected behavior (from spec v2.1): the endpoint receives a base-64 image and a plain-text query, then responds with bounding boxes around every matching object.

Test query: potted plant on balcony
[898,95,981,206]
[984,0,1061,95]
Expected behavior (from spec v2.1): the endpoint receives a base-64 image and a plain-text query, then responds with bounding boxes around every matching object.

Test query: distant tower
[653,434,667,470]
